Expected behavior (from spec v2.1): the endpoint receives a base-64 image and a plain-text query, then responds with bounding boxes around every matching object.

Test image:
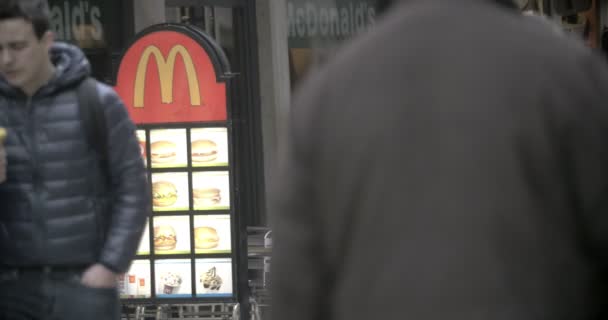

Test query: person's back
[271,0,608,319]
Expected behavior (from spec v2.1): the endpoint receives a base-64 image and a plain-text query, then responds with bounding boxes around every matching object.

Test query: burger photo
[152,181,178,207]
[136,131,147,161]
[191,139,218,163]
[154,225,177,251]
[194,226,220,249]
[192,188,221,207]
[150,140,177,164]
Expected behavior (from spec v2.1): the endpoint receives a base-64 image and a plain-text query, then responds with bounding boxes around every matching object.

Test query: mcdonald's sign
[115,27,228,124]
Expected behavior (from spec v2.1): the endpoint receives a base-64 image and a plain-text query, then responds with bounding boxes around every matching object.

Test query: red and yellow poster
[115,30,227,124]
[113,24,235,302]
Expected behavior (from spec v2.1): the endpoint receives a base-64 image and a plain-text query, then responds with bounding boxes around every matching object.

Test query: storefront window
[48,0,125,83]
[164,5,237,70]
[286,0,386,90]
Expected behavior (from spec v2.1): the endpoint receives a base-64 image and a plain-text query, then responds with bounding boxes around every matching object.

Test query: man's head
[0,0,54,95]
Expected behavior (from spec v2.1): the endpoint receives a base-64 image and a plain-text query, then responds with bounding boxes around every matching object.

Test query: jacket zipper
[26,96,46,260]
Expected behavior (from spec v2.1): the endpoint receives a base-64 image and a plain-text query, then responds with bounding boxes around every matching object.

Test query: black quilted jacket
[0,43,150,273]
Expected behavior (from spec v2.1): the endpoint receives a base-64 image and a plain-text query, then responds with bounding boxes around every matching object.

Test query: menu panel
[193,215,231,254]
[152,172,189,211]
[132,126,235,302]
[155,259,193,298]
[150,129,188,168]
[136,129,147,166]
[117,24,239,304]
[137,219,150,255]
[190,128,229,167]
[195,258,233,297]
[153,216,191,255]
[192,171,230,211]
[118,260,151,299]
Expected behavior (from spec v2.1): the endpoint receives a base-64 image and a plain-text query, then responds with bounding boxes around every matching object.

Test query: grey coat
[0,43,150,273]
[271,0,608,319]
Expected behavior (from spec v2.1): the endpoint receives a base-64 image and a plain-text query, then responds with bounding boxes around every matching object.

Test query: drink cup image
[160,272,182,294]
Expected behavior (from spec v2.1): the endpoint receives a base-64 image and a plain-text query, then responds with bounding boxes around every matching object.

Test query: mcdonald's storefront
[61,1,266,318]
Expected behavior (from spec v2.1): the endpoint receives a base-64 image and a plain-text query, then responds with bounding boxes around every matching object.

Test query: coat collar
[400,0,518,10]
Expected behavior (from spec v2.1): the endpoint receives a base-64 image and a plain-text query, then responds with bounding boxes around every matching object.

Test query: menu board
[192,171,230,211]
[195,258,233,297]
[118,260,151,299]
[137,219,150,255]
[152,172,189,211]
[117,24,240,303]
[155,259,193,297]
[153,216,191,255]
[150,129,188,168]
[193,215,231,254]
[130,126,234,301]
[190,128,229,167]
[136,130,147,166]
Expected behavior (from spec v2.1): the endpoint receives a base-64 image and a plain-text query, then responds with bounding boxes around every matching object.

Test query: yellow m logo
[134,45,201,108]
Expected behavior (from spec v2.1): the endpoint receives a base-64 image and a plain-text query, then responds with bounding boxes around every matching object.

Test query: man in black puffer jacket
[0,1,150,319]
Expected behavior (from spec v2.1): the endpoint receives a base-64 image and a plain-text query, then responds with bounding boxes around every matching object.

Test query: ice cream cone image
[201,267,223,291]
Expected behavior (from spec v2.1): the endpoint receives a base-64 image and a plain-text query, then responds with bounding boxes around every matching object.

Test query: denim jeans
[0,267,120,320]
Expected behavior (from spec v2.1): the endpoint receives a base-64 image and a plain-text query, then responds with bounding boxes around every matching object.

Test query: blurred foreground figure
[0,0,150,319]
[271,0,608,319]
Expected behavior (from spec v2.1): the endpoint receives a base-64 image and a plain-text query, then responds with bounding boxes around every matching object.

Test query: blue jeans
[0,267,120,320]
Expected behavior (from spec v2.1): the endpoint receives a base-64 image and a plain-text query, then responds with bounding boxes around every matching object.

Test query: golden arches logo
[133,45,201,108]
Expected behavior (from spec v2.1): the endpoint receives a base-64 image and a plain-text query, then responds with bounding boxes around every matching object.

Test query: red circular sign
[115,30,227,124]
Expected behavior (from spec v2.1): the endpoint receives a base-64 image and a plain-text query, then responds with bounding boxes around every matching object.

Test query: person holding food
[0,1,150,319]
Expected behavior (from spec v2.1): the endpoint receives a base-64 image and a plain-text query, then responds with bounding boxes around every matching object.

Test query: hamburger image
[153,225,177,251]
[191,139,218,163]
[150,141,177,164]
[192,188,221,207]
[152,181,178,207]
[194,226,219,249]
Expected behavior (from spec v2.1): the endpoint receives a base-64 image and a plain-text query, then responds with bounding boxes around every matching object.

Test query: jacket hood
[0,42,90,97]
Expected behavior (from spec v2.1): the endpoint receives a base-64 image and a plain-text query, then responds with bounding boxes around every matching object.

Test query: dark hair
[0,0,50,39]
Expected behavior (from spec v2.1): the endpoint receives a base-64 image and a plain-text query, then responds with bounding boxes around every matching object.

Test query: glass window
[165,5,237,69]
[286,0,386,90]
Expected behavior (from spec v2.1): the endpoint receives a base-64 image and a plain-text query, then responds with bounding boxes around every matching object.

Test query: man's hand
[80,263,118,289]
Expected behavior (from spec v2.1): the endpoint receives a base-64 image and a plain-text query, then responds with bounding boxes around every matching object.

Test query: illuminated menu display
[137,219,150,255]
[150,129,188,169]
[153,216,191,255]
[195,258,233,297]
[119,260,152,299]
[115,24,236,302]
[191,128,229,167]
[194,215,231,254]
[192,171,230,211]
[151,172,189,211]
[128,126,234,299]
[155,259,193,297]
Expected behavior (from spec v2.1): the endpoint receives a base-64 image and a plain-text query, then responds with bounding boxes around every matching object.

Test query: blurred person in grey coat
[270,0,608,319]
